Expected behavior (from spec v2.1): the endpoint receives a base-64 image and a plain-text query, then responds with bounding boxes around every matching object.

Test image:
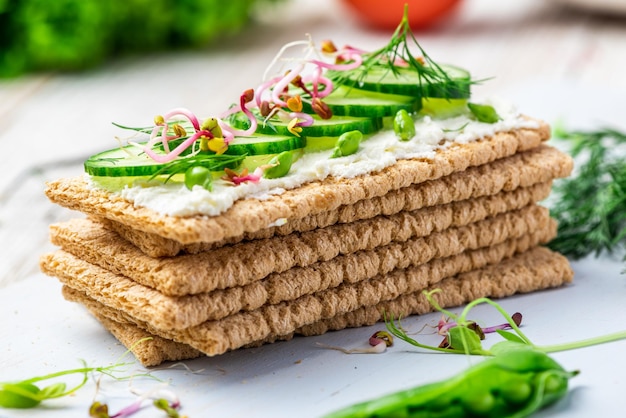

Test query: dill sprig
[548,127,626,260]
[330,6,472,100]
[149,153,246,182]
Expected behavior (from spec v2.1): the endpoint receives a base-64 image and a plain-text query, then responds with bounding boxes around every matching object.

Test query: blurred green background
[0,0,280,77]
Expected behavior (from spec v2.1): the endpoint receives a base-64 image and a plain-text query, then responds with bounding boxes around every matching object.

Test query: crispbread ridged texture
[85,308,204,366]
[96,145,572,257]
[60,246,572,364]
[40,204,555,329]
[60,285,269,366]
[50,183,552,296]
[41,225,554,331]
[298,247,573,336]
[44,124,552,246]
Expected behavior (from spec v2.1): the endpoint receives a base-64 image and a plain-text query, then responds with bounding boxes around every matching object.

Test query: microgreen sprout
[223,164,276,185]
[0,360,130,409]
[317,330,394,354]
[89,386,186,418]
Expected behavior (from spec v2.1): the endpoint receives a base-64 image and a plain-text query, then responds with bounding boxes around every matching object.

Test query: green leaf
[489,341,528,356]
[0,383,41,408]
[495,329,527,344]
[39,383,67,399]
[448,326,484,354]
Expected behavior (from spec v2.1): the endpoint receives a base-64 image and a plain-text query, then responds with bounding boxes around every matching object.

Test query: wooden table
[1,0,625,288]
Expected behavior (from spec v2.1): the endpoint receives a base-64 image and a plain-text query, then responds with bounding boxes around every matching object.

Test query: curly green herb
[327,5,474,101]
[548,126,626,260]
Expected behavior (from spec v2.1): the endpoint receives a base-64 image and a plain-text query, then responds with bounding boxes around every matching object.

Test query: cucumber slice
[232,114,383,138]
[86,134,304,177]
[163,134,305,157]
[224,134,306,156]
[330,64,471,99]
[304,86,421,118]
[85,146,171,177]
[420,98,469,119]
[84,145,244,177]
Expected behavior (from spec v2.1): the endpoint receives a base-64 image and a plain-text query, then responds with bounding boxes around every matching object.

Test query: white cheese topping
[114,98,538,217]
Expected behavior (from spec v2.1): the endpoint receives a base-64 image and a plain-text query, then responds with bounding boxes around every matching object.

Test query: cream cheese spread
[114,98,538,217]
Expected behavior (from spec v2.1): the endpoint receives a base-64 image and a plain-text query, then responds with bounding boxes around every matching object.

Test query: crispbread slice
[96,145,572,257]
[50,183,552,296]
[85,311,203,366]
[41,226,553,330]
[41,204,555,330]
[44,124,553,246]
[60,246,572,366]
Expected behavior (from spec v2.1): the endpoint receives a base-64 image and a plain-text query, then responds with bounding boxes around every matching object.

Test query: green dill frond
[548,127,626,260]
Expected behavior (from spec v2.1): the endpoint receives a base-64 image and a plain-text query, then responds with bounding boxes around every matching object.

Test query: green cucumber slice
[86,134,304,177]
[85,146,171,177]
[420,98,469,118]
[84,145,244,177]
[232,114,383,138]
[330,64,471,99]
[162,134,305,157]
[224,134,306,156]
[304,86,421,118]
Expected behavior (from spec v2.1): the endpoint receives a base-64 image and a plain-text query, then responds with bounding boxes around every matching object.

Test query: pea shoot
[323,289,626,418]
[0,360,129,409]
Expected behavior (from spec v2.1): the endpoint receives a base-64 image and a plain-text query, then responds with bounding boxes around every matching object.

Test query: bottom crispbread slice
[57,244,569,360]
[61,246,572,367]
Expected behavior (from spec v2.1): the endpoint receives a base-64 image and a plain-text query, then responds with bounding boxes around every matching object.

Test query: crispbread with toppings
[44,124,553,247]
[92,144,571,257]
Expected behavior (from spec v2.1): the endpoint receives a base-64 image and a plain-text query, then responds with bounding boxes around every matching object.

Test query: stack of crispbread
[41,122,574,366]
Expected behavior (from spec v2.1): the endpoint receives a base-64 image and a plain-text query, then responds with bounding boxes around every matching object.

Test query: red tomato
[341,0,462,30]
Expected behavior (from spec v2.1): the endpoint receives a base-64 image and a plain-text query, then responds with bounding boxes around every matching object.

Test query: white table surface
[2,0,626,416]
[1,255,625,418]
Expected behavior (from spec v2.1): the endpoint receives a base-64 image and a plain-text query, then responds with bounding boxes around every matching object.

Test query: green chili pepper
[264,151,293,179]
[324,348,578,418]
[393,109,416,141]
[331,130,363,158]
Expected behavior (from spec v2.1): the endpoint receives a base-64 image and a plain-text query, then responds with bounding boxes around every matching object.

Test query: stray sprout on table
[385,289,626,357]
[90,385,186,418]
[0,338,186,416]
[316,330,394,354]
